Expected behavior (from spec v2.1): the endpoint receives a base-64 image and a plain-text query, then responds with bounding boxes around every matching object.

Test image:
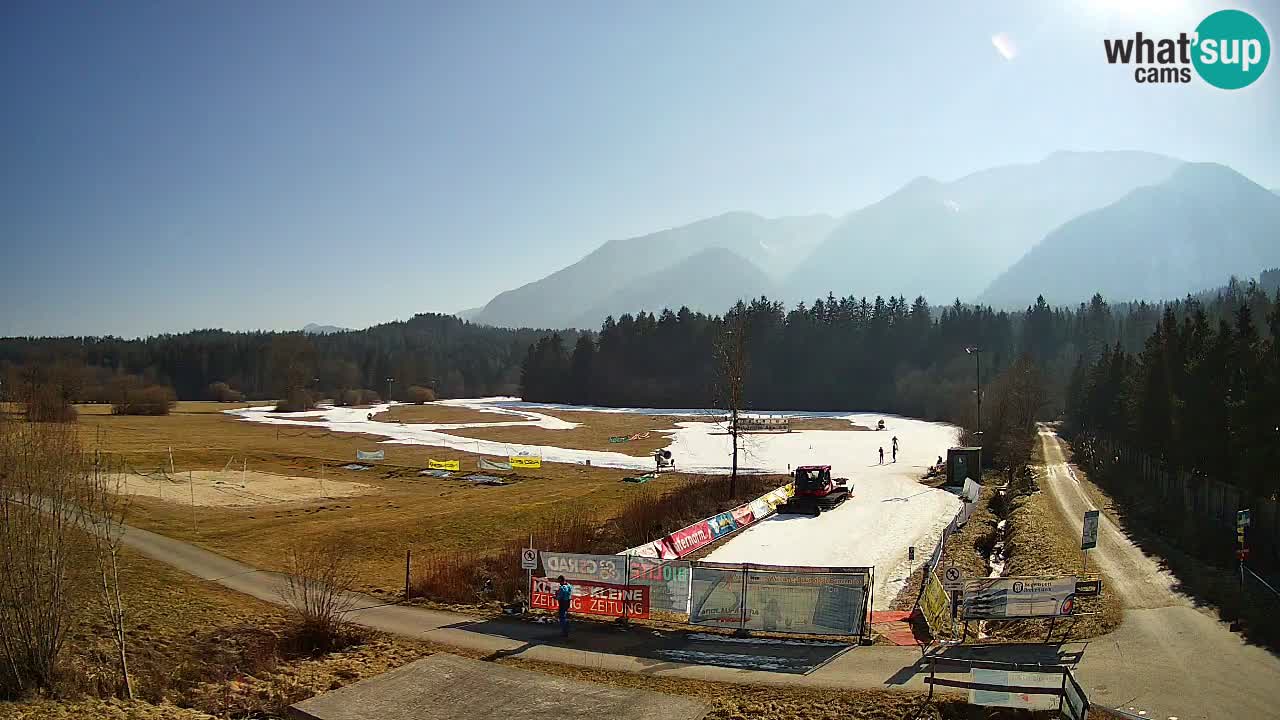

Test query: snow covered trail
[699,417,961,602]
[229,398,963,599]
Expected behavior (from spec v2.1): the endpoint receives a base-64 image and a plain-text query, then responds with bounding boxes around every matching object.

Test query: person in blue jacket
[555,575,573,638]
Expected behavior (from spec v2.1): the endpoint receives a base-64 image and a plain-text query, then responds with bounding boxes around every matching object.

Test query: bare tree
[714,303,750,498]
[81,447,132,699]
[0,421,131,699]
[281,541,359,651]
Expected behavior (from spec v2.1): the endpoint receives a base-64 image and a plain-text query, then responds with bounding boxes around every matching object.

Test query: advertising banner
[919,570,952,636]
[477,458,512,471]
[961,576,1077,620]
[608,436,629,443]
[627,556,693,615]
[428,459,460,471]
[356,449,384,461]
[708,511,738,539]
[539,552,626,583]
[749,497,772,520]
[510,455,542,469]
[530,576,648,619]
[730,503,755,528]
[665,520,715,557]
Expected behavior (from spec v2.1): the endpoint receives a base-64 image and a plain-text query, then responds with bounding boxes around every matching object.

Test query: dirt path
[1037,426,1180,610]
[1037,424,1280,719]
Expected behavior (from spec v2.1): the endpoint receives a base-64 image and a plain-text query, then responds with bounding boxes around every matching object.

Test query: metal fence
[537,552,873,641]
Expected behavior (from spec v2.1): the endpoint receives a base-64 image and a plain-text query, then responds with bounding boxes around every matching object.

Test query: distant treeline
[0,314,574,403]
[523,272,1280,426]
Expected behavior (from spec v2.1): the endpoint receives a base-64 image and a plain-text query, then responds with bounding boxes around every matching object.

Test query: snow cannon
[776,465,851,516]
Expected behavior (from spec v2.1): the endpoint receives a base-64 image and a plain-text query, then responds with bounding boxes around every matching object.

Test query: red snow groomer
[776,465,851,516]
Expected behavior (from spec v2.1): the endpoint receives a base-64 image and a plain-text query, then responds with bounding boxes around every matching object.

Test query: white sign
[356,449,385,461]
[520,548,538,571]
[540,552,624,583]
[1081,510,1100,550]
[943,565,965,591]
[961,576,1078,620]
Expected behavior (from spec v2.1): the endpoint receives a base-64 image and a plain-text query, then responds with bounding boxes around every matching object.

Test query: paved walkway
[119,430,1280,719]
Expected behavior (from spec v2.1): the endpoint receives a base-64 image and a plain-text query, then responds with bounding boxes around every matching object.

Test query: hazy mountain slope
[980,163,1280,306]
[785,151,1182,304]
[472,212,833,329]
[302,323,350,334]
[569,247,776,329]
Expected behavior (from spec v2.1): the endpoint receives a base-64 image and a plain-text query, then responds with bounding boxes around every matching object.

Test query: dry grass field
[64,403,700,593]
[444,410,690,457]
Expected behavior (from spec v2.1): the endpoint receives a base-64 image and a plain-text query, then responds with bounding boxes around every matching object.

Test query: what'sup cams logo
[1104,9,1270,89]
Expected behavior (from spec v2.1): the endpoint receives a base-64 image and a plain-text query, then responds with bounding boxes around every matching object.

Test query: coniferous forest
[4,272,1278,502]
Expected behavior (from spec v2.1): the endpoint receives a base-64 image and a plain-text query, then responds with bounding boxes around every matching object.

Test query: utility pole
[965,346,983,435]
[386,376,395,403]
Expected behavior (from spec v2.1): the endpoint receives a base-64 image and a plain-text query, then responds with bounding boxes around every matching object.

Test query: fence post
[405,548,412,601]
[738,564,748,634]
[622,554,631,627]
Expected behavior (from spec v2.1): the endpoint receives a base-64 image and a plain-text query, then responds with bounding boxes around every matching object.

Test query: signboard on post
[961,577,1078,620]
[520,548,538,571]
[530,576,648,619]
[428,459,461,471]
[1081,510,1100,550]
[539,552,625,583]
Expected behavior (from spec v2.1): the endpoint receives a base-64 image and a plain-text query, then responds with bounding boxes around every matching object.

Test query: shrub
[281,541,360,653]
[207,381,244,402]
[406,385,435,404]
[274,389,316,413]
[112,385,176,416]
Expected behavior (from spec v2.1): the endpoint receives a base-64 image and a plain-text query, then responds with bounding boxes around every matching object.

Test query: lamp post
[385,376,394,403]
[965,346,983,435]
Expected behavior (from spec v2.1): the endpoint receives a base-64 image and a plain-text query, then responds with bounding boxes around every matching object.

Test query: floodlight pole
[386,376,395,403]
[965,346,983,434]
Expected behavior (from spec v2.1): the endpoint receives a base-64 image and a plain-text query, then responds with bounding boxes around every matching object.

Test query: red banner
[665,519,714,557]
[530,576,650,619]
[730,503,755,528]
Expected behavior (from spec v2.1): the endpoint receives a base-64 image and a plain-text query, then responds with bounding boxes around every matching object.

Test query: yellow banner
[920,570,952,637]
[428,459,460,471]
[509,455,542,469]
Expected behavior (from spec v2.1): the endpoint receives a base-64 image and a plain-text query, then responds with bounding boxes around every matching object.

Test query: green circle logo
[1193,10,1270,89]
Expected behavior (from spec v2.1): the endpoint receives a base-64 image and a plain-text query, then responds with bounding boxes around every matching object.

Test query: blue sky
[2,0,1277,337]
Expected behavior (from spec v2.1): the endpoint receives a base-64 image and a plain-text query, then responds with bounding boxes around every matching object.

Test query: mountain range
[469,152,1279,329]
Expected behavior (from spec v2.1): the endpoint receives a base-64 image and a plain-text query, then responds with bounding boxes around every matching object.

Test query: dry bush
[281,541,361,653]
[111,384,176,416]
[406,385,436,404]
[0,421,130,699]
[206,382,244,403]
[606,473,780,549]
[16,365,78,423]
[273,389,316,413]
[411,511,600,604]
[357,389,381,405]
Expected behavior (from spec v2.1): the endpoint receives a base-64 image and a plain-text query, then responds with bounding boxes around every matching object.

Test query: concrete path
[120,427,1280,720]
[289,653,711,720]
[1037,426,1280,720]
